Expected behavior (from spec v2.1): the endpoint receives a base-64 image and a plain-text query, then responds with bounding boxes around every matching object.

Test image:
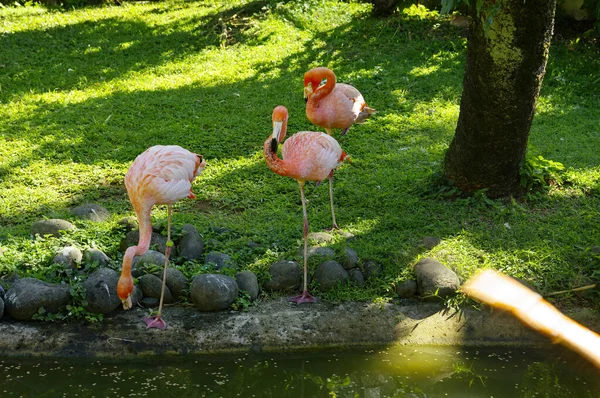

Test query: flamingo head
[303,81,313,102]
[194,154,207,177]
[304,67,334,102]
[271,106,289,152]
[340,150,351,165]
[117,274,134,310]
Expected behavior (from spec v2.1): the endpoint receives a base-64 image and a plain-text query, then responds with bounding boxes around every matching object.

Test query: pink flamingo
[304,66,375,229]
[117,145,206,330]
[264,106,349,304]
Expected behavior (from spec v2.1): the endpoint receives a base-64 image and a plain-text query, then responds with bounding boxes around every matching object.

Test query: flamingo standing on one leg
[264,106,349,304]
[117,145,206,330]
[304,66,375,229]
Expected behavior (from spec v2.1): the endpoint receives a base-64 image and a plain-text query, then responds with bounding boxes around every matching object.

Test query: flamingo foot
[326,223,340,231]
[144,315,167,330]
[288,290,317,304]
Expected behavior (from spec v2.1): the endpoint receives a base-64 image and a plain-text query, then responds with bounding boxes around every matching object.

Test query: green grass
[1,0,599,307]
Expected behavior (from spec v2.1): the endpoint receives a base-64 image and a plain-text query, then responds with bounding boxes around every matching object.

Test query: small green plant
[520,154,565,191]
[452,360,487,388]
[33,274,104,323]
[231,291,253,311]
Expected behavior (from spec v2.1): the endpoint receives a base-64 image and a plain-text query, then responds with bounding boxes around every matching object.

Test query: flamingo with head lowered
[264,106,349,304]
[304,66,375,229]
[117,145,206,330]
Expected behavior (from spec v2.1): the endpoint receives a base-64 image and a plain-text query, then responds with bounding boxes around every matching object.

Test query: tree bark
[443,0,557,198]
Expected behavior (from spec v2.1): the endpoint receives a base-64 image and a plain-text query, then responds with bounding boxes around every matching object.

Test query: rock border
[1,300,599,358]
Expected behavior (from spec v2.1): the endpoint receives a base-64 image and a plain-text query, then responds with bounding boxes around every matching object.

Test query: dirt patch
[1,299,599,357]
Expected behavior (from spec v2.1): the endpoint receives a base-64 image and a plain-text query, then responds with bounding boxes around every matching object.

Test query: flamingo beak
[196,155,206,174]
[303,85,312,103]
[271,121,283,152]
[121,295,133,310]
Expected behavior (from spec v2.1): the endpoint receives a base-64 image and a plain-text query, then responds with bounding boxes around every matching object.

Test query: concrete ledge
[1,299,598,357]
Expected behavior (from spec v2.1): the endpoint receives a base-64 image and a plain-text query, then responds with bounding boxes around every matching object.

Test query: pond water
[1,346,598,397]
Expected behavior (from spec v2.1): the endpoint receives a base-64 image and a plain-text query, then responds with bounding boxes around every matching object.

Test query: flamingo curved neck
[132,202,153,252]
[263,138,289,177]
[120,246,137,276]
[311,69,336,101]
[118,206,153,303]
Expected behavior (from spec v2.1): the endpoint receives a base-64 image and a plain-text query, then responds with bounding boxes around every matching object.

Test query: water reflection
[1,346,598,397]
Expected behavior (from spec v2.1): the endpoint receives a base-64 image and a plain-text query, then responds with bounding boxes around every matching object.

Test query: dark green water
[1,346,598,397]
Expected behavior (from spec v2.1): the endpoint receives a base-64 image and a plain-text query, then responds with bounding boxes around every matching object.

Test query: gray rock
[341,247,359,270]
[178,224,204,261]
[363,260,383,280]
[235,270,259,300]
[308,232,334,244]
[139,274,173,304]
[31,219,76,238]
[4,278,70,320]
[71,203,110,222]
[118,216,138,232]
[84,248,111,267]
[162,268,188,299]
[83,268,121,314]
[120,230,168,254]
[348,268,365,287]
[140,297,159,308]
[423,236,442,250]
[53,246,83,270]
[0,273,16,317]
[338,231,356,241]
[263,260,302,292]
[0,272,19,296]
[190,274,238,312]
[131,250,166,277]
[131,285,143,308]
[205,252,235,270]
[314,260,349,292]
[414,258,460,299]
[396,279,418,298]
[300,246,335,260]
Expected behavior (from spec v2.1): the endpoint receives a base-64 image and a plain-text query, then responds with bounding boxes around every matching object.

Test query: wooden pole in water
[462,270,600,369]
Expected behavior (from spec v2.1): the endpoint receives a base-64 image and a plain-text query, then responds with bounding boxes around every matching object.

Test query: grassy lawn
[0,0,599,308]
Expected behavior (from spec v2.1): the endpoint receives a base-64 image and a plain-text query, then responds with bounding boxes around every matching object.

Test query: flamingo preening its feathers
[304,67,375,229]
[264,106,349,303]
[304,67,376,136]
[117,145,206,330]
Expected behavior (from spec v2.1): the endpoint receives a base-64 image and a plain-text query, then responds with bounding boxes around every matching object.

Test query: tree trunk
[443,0,557,198]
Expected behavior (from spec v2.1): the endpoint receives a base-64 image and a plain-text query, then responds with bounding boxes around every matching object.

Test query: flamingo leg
[288,182,316,304]
[328,171,339,230]
[144,205,171,330]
